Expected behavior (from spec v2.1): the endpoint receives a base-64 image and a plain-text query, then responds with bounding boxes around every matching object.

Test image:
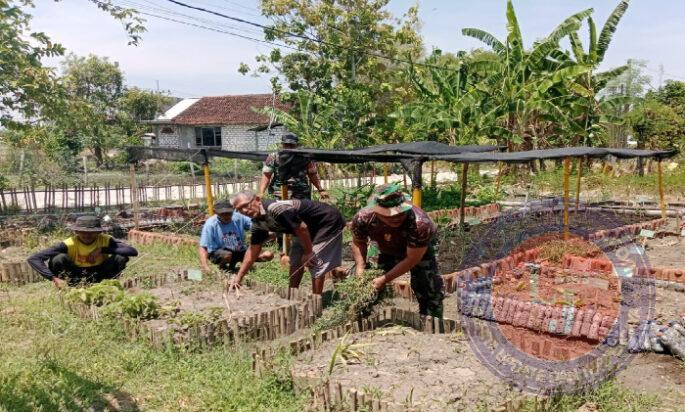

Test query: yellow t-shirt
[63,234,112,268]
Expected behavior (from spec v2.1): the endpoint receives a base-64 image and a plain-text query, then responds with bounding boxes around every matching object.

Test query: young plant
[64,280,124,306]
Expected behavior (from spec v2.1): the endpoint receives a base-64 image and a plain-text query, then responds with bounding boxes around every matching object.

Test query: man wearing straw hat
[27,215,138,288]
[350,183,444,318]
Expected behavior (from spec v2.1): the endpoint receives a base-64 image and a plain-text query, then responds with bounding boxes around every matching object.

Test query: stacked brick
[458,279,617,344]
[127,229,198,246]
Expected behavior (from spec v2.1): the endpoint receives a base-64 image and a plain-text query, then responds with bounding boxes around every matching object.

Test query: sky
[30,0,685,98]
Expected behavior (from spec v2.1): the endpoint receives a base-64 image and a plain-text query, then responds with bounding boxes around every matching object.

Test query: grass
[121,241,199,281]
[0,282,306,412]
[520,381,661,412]
[528,160,685,200]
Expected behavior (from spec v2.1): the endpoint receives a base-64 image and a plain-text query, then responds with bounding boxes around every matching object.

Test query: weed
[327,334,371,375]
[313,270,387,332]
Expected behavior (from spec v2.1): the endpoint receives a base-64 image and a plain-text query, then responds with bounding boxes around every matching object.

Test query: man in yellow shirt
[27,215,138,287]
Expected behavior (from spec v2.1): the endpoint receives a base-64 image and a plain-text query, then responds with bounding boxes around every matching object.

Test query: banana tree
[461,0,594,162]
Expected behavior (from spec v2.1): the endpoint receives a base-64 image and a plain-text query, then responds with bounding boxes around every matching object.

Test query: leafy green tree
[244,0,423,148]
[118,87,173,137]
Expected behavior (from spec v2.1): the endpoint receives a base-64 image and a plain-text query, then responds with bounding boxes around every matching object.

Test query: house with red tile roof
[147,94,288,151]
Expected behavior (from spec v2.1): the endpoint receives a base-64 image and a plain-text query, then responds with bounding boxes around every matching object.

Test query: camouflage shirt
[351,206,437,258]
[262,153,318,200]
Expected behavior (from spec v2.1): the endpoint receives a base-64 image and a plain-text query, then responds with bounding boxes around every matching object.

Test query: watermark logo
[456,201,656,395]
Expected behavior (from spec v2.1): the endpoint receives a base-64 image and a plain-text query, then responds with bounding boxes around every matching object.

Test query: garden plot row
[62,271,323,349]
[252,307,534,412]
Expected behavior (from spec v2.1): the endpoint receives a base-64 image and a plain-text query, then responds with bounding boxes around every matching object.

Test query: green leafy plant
[64,280,124,306]
[100,292,160,320]
[313,270,387,332]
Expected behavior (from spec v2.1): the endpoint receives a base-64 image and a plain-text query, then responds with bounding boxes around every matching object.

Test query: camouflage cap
[368,183,413,216]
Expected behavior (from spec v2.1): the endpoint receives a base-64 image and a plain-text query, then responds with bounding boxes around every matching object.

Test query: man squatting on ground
[198,200,273,273]
[351,184,445,318]
[27,215,138,288]
[230,190,346,295]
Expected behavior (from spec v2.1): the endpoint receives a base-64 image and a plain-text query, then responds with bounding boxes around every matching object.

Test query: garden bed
[64,273,323,349]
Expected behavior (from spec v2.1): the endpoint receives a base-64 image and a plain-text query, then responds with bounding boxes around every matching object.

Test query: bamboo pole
[575,157,583,212]
[129,164,140,229]
[657,159,666,218]
[281,185,290,255]
[563,157,571,239]
[411,161,422,207]
[459,163,469,227]
[383,164,388,184]
[203,163,214,216]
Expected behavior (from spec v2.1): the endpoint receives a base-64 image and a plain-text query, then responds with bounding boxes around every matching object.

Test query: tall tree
[244,0,423,148]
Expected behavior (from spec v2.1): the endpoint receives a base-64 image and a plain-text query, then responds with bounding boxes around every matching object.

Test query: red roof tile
[172,94,288,126]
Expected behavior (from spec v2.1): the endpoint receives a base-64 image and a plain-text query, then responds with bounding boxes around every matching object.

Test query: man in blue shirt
[199,200,274,273]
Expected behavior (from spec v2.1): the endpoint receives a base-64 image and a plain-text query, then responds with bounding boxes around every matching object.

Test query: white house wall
[157,124,287,151]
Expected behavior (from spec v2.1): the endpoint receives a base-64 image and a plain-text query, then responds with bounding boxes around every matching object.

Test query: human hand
[201,265,212,275]
[86,248,102,264]
[52,277,66,289]
[319,190,330,200]
[371,275,387,291]
[301,251,315,268]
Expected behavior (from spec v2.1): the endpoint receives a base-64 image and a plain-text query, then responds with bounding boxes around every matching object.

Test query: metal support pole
[563,157,571,238]
[459,163,469,227]
[129,164,140,229]
[575,157,583,212]
[657,159,666,218]
[203,163,214,216]
[411,161,422,207]
[281,184,290,254]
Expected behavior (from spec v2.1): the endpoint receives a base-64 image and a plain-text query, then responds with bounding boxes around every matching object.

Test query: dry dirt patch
[292,326,520,411]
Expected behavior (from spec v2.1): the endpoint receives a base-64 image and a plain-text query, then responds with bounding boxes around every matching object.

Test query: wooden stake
[657,159,666,218]
[563,157,570,239]
[459,163,469,227]
[575,157,583,213]
[383,163,388,184]
[129,164,140,229]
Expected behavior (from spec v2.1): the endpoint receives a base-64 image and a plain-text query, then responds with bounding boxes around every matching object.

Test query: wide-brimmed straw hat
[368,183,413,217]
[70,215,104,232]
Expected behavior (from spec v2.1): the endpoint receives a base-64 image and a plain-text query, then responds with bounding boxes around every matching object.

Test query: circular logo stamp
[455,200,656,395]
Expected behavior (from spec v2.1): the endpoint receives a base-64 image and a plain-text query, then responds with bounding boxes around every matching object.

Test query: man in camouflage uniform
[350,183,444,318]
[258,133,329,201]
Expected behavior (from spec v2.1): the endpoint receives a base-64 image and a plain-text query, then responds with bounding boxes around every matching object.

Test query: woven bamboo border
[0,261,42,285]
[62,273,323,349]
[251,307,538,412]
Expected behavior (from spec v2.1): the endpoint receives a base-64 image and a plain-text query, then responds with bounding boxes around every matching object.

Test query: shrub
[64,280,124,306]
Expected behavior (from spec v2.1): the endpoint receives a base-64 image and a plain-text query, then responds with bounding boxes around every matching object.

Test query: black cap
[70,215,104,232]
[214,200,234,214]
[281,133,299,145]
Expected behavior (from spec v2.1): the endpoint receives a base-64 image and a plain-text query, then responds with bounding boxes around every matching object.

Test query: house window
[160,126,174,134]
[194,127,222,147]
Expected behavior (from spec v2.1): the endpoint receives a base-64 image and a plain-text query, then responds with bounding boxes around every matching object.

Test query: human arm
[372,246,427,290]
[232,244,263,287]
[292,222,314,266]
[307,163,328,199]
[350,238,368,276]
[198,246,211,273]
[258,171,272,197]
[104,238,138,257]
[26,242,68,281]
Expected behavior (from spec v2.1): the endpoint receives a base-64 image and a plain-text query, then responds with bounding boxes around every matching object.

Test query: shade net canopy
[432,147,678,163]
[126,146,268,164]
[356,141,501,155]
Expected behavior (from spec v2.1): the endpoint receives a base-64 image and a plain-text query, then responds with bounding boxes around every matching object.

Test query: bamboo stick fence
[61,272,323,350]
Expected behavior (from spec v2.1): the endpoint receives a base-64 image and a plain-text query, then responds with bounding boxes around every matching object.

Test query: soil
[643,288,685,324]
[645,236,685,269]
[617,353,685,409]
[437,210,649,274]
[133,280,293,331]
[291,326,521,411]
